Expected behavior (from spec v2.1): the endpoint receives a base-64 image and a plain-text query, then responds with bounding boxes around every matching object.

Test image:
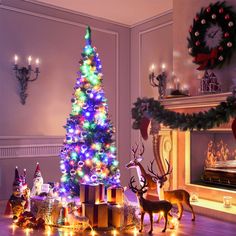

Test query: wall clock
[188,1,236,70]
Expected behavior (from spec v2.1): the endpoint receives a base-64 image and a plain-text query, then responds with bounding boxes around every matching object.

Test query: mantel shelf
[161,92,232,109]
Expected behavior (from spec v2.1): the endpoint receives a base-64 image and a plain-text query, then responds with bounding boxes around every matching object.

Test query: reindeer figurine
[126,143,157,192]
[148,160,195,221]
[129,176,172,234]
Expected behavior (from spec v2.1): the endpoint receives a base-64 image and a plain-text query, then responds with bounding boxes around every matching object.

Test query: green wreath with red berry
[188,1,236,70]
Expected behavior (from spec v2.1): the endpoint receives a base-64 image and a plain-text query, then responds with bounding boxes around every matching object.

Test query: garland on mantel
[132,93,236,131]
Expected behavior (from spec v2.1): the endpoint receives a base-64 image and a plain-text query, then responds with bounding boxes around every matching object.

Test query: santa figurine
[21,169,31,211]
[6,167,26,222]
[31,162,43,197]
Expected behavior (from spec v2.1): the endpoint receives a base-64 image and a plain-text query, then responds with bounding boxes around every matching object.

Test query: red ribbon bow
[194,48,218,70]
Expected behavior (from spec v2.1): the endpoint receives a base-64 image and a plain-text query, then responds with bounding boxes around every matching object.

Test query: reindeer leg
[177,203,183,221]
[148,212,153,234]
[186,200,195,221]
[162,212,168,232]
[139,212,145,232]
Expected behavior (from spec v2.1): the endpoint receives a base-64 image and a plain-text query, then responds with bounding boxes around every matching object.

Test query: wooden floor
[1,210,236,236]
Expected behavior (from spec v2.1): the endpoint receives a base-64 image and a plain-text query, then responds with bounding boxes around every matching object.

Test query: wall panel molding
[0,136,62,159]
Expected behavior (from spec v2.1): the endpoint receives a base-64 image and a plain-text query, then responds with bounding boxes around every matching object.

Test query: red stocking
[140,117,150,140]
[231,118,236,139]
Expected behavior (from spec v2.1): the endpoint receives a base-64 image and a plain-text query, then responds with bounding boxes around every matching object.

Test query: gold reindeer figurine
[126,143,157,191]
[129,176,172,234]
[148,160,195,221]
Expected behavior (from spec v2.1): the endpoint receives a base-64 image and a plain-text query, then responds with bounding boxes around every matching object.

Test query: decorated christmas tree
[59,27,120,196]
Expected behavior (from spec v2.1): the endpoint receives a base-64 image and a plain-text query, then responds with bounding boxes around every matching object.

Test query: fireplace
[190,131,236,188]
[158,92,236,206]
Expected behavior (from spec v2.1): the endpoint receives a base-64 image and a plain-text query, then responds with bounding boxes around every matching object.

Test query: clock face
[204,24,223,49]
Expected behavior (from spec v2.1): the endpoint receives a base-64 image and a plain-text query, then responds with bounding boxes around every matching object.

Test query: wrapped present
[107,186,124,205]
[80,183,104,203]
[82,202,108,228]
[31,197,61,225]
[108,204,124,228]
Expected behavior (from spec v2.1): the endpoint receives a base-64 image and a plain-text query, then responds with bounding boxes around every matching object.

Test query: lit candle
[161,63,166,72]
[35,58,39,67]
[150,64,155,73]
[223,196,232,208]
[174,77,180,90]
[112,229,117,236]
[190,192,198,202]
[28,56,32,65]
[14,55,18,65]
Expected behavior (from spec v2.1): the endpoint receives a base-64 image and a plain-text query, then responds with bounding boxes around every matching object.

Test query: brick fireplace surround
[154,92,236,223]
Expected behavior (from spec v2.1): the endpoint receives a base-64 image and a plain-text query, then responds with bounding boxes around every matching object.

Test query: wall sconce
[13,55,40,105]
[149,63,167,99]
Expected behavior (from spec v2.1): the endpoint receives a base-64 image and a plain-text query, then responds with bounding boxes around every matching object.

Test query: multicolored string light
[59,26,120,196]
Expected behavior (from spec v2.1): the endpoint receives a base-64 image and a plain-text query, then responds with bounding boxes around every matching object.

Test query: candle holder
[149,65,167,99]
[13,55,40,105]
[223,196,232,208]
[190,192,199,202]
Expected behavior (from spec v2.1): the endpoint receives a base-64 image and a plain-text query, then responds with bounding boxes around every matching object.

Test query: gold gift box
[80,183,104,204]
[107,186,124,205]
[108,204,124,228]
[31,197,61,225]
[82,202,108,228]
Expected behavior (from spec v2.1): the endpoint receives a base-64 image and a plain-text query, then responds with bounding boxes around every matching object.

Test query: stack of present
[80,183,125,229]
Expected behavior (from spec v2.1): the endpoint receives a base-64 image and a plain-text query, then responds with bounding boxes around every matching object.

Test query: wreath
[132,92,236,139]
[188,1,236,70]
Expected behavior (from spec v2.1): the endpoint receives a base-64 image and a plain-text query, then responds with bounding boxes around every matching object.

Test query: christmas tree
[59,27,120,196]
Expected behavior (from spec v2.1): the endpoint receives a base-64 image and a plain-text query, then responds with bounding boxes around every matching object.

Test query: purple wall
[0,0,130,200]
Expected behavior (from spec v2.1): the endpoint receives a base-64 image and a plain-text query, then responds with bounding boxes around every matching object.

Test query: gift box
[80,183,104,203]
[108,204,124,228]
[107,186,124,205]
[31,197,61,225]
[82,202,108,228]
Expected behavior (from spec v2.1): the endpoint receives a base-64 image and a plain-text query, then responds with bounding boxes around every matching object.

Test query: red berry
[219,8,224,14]
[225,14,230,20]
[224,32,229,38]
[195,41,200,46]
[195,15,199,21]
[218,46,223,51]
[206,7,211,13]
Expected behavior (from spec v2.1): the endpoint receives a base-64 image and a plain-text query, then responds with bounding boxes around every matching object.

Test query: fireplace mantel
[161,92,232,109]
[156,92,236,222]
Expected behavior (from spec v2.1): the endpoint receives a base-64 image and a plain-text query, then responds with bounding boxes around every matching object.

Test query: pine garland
[132,93,236,131]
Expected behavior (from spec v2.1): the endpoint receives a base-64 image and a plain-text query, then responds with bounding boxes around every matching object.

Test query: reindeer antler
[148,159,161,181]
[162,159,173,180]
[129,176,139,193]
[139,143,145,156]
[148,159,172,182]
[140,176,148,191]
[131,143,139,159]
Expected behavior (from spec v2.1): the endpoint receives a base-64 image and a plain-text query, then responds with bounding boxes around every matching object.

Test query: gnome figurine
[31,163,43,197]
[8,167,26,222]
[21,169,31,211]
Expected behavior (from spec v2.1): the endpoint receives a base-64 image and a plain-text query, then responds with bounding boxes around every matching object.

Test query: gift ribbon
[94,204,98,225]
[84,185,89,202]
[194,48,218,70]
[99,184,104,202]
[111,188,116,202]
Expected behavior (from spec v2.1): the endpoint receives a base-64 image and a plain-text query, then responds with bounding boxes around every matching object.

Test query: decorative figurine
[31,163,43,197]
[148,160,195,221]
[126,143,159,200]
[129,176,172,234]
[9,167,26,222]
